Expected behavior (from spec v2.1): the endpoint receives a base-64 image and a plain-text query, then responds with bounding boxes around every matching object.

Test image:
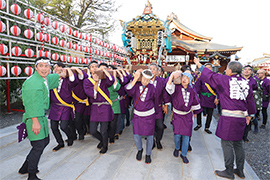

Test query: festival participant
[49,62,78,152]
[83,61,114,154]
[194,63,219,134]
[194,58,256,179]
[125,69,156,164]
[242,65,258,141]
[72,67,89,140]
[114,66,131,137]
[149,63,170,150]
[18,57,62,180]
[256,69,270,129]
[107,65,121,144]
[166,71,201,164]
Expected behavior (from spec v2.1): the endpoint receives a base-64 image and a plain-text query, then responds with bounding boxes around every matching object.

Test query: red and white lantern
[0,43,8,55]
[11,46,22,56]
[78,32,83,39]
[0,21,6,33]
[83,34,88,40]
[24,8,34,19]
[36,13,44,24]
[83,46,88,53]
[67,56,73,63]
[37,50,44,57]
[52,53,59,61]
[94,49,97,55]
[10,4,21,15]
[66,42,72,49]
[44,34,50,43]
[59,25,65,33]
[89,35,92,42]
[79,45,83,52]
[73,43,78,50]
[73,30,78,37]
[24,29,33,39]
[24,66,34,76]
[79,57,84,64]
[60,55,66,62]
[25,48,34,58]
[89,47,92,54]
[44,51,51,58]
[52,21,58,29]
[36,32,44,42]
[73,57,78,63]
[59,39,66,47]
[11,66,21,76]
[52,36,59,45]
[10,25,21,36]
[0,65,6,76]
[84,58,89,64]
[66,27,72,35]
[0,0,6,10]
[43,17,50,26]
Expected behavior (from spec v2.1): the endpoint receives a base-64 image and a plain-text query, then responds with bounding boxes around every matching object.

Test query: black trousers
[109,114,120,139]
[27,136,49,173]
[262,107,268,125]
[221,139,245,173]
[90,121,109,148]
[83,115,90,134]
[74,112,86,136]
[155,118,164,142]
[243,124,250,140]
[51,119,73,145]
[197,107,214,129]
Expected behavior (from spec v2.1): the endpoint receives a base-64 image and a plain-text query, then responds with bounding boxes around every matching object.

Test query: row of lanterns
[0,43,125,61]
[0,65,33,76]
[0,0,125,54]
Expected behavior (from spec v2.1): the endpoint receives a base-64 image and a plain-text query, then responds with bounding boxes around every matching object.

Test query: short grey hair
[227,61,243,74]
[148,63,158,70]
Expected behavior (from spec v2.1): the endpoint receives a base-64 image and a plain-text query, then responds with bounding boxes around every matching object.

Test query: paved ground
[0,110,260,180]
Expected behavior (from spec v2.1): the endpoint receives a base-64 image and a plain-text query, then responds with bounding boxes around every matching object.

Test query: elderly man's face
[181,75,189,87]
[141,76,150,86]
[243,67,253,76]
[149,65,158,77]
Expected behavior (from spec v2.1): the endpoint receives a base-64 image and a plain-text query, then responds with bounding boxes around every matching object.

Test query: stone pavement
[0,112,259,180]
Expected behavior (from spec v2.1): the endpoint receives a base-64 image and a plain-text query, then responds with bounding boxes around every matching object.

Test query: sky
[109,0,270,65]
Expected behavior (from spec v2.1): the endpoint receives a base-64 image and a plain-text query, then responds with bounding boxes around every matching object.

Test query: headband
[35,59,51,66]
[142,69,153,79]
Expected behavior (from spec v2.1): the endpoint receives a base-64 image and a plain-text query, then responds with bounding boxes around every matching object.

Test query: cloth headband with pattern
[35,59,51,66]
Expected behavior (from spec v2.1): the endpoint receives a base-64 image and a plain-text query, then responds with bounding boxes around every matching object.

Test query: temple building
[121,1,242,72]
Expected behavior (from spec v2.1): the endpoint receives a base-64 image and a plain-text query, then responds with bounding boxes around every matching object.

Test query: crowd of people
[18,56,270,180]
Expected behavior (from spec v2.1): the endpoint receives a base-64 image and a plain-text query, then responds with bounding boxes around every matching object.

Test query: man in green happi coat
[18,57,64,180]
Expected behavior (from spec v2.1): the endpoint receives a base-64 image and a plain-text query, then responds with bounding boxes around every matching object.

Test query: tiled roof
[171,36,242,52]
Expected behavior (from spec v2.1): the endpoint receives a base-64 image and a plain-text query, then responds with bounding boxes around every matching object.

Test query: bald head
[257,69,266,80]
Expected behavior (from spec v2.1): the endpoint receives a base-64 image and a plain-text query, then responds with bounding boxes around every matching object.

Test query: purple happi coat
[195,76,217,109]
[73,71,89,114]
[261,77,270,108]
[246,76,258,91]
[49,73,78,121]
[125,82,156,136]
[151,76,171,119]
[83,75,114,122]
[166,83,201,137]
[200,68,256,141]
[118,75,130,114]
